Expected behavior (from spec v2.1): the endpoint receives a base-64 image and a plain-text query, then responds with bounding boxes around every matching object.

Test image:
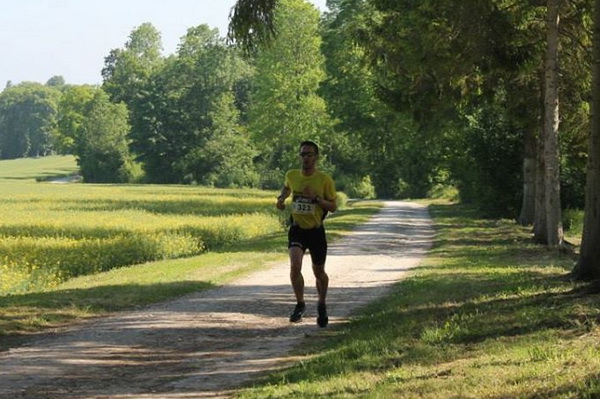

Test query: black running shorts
[288,225,327,265]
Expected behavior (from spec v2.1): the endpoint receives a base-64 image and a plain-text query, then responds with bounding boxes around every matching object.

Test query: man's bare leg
[313,262,329,327]
[312,262,328,304]
[289,246,305,302]
[289,246,306,322]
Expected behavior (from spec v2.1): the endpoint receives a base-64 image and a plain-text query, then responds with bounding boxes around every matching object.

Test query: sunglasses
[299,152,316,158]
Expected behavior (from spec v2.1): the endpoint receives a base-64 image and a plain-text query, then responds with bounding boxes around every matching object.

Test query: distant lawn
[0,155,78,181]
[237,202,599,399]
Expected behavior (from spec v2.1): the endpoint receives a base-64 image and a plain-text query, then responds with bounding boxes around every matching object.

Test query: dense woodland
[2,0,600,277]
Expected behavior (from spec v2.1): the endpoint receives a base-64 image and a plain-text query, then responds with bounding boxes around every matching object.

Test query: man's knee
[291,263,303,276]
[312,263,327,278]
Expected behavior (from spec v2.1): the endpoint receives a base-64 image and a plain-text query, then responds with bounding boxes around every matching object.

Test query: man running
[276,141,337,327]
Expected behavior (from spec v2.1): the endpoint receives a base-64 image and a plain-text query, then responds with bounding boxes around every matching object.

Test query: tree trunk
[518,128,537,226]
[542,0,564,248]
[533,122,547,243]
[574,0,600,280]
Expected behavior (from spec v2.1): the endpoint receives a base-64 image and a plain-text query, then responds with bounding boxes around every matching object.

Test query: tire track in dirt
[0,201,433,399]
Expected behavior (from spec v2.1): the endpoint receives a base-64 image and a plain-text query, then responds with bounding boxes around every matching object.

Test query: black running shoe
[317,302,328,328]
[289,302,306,322]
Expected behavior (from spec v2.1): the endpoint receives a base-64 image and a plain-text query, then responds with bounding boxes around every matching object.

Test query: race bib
[292,196,316,215]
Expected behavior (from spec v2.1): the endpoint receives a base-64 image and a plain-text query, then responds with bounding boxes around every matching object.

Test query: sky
[0,0,328,88]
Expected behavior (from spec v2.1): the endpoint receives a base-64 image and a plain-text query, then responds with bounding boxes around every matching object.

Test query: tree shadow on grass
[489,372,600,399]
[0,280,431,398]
[259,267,598,399]
[0,281,216,351]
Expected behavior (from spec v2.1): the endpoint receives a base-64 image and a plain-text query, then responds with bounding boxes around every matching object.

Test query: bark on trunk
[574,0,600,280]
[533,122,547,243]
[518,129,537,226]
[542,0,563,247]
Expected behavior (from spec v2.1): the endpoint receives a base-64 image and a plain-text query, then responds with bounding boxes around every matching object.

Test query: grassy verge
[237,202,600,399]
[0,200,382,349]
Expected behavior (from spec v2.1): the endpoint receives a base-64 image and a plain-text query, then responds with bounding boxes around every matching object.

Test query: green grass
[0,155,78,181]
[236,203,599,399]
[0,182,287,294]
[0,252,279,340]
[0,173,382,347]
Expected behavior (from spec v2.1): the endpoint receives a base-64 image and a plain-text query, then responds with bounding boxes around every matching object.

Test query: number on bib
[292,197,316,215]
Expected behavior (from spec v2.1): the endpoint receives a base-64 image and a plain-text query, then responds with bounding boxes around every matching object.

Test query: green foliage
[248,0,333,180]
[428,183,459,201]
[450,96,524,217]
[335,191,348,209]
[126,25,254,185]
[319,0,380,191]
[101,22,164,105]
[336,175,376,199]
[74,90,136,183]
[562,208,584,236]
[179,92,258,188]
[558,0,592,210]
[52,85,97,154]
[1,0,593,213]
[561,153,587,210]
[327,0,536,207]
[0,82,61,159]
[228,0,278,52]
[321,0,444,199]
[45,76,66,88]
[51,86,140,183]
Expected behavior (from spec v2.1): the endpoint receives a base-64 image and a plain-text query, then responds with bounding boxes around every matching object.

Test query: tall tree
[46,75,66,88]
[539,0,564,246]
[518,125,538,226]
[181,92,258,187]
[320,0,436,198]
[247,0,332,187]
[228,0,589,215]
[132,25,253,184]
[556,0,592,212]
[228,0,277,51]
[75,90,135,183]
[53,85,97,154]
[101,22,164,171]
[575,0,600,280]
[361,0,542,206]
[101,22,164,105]
[0,82,60,159]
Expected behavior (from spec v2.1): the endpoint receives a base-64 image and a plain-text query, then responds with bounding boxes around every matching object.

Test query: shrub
[562,208,583,236]
[336,192,349,209]
[336,175,376,199]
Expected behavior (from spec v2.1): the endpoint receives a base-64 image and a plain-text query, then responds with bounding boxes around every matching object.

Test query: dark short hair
[299,140,319,155]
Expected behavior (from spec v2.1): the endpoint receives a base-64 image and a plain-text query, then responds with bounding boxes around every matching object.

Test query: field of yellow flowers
[0,181,283,294]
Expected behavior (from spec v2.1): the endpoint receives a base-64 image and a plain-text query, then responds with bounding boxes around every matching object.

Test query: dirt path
[0,201,434,399]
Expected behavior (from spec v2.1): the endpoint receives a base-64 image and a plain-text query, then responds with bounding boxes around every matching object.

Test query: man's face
[299,145,317,170]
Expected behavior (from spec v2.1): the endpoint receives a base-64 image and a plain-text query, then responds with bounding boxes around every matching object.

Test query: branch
[227,0,279,52]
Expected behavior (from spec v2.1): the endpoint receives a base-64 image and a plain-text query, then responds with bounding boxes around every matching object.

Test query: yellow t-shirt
[285,169,336,229]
